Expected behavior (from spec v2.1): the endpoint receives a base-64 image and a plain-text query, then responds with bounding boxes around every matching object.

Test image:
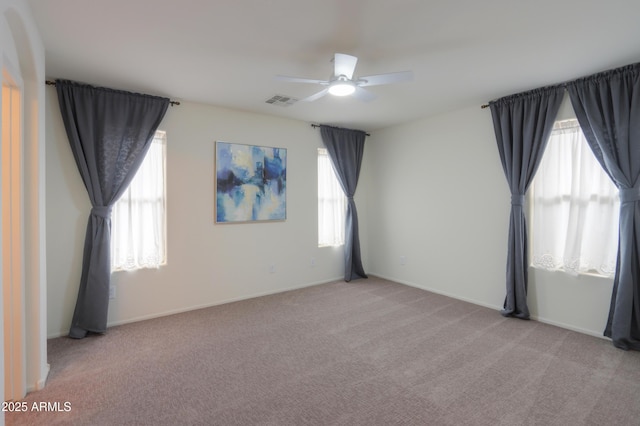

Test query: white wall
[44,66,613,342]
[46,91,613,339]
[45,98,355,337]
[364,104,613,338]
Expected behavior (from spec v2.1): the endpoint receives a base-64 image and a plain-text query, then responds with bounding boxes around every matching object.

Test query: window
[111,130,167,271]
[318,148,346,247]
[530,119,619,277]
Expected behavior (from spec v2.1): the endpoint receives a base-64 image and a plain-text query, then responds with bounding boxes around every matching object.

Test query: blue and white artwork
[215,141,287,223]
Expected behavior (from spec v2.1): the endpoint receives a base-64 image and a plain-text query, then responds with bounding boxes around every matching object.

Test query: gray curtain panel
[319,125,368,281]
[489,87,564,319]
[566,63,640,350]
[56,80,169,339]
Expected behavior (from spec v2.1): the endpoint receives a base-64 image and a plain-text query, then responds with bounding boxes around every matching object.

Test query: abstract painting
[215,141,287,223]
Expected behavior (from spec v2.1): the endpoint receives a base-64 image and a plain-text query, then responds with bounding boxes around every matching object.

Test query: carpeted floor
[7,277,640,425]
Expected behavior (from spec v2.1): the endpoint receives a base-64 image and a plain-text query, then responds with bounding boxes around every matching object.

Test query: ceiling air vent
[265,94,298,107]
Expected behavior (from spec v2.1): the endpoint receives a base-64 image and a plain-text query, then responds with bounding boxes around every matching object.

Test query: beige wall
[46,90,615,340]
[44,62,615,342]
[45,97,358,337]
[364,104,613,337]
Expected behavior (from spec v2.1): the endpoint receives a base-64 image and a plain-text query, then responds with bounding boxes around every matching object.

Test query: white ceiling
[27,0,640,131]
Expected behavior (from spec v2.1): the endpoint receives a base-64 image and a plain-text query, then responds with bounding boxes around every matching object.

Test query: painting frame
[215,141,287,224]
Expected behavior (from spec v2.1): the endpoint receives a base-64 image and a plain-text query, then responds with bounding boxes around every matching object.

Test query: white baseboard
[27,363,50,393]
[48,277,343,339]
[529,315,609,340]
[370,272,610,341]
[371,273,503,311]
[48,274,610,342]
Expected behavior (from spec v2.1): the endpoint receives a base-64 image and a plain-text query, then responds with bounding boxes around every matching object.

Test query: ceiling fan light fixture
[328,81,356,96]
[277,54,411,102]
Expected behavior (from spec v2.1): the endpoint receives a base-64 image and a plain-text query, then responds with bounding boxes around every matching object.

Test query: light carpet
[7,277,640,425]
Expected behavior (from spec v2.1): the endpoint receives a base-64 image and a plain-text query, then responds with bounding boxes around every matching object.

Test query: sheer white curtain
[111,131,167,271]
[530,119,619,277]
[318,148,346,247]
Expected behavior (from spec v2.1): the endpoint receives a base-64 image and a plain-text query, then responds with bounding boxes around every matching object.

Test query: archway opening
[2,69,25,402]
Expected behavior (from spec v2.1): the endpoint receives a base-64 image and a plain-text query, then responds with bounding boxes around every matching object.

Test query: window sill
[112,263,166,273]
[529,265,614,280]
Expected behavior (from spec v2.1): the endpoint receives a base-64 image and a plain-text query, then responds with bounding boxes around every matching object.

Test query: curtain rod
[310,123,371,137]
[45,80,181,106]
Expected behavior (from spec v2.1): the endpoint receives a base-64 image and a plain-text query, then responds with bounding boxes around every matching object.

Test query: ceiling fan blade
[300,88,329,102]
[334,53,358,79]
[276,75,329,85]
[357,71,413,87]
[351,86,376,102]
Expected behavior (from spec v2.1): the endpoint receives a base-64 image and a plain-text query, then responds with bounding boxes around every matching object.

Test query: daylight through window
[318,148,346,247]
[530,119,619,277]
[111,130,167,271]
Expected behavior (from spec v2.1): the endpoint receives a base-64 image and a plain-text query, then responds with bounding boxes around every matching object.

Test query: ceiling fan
[276,53,413,102]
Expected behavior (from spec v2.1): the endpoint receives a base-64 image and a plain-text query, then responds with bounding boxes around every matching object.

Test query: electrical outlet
[109,285,116,299]
[269,264,276,273]
[310,257,316,267]
[400,256,407,266]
